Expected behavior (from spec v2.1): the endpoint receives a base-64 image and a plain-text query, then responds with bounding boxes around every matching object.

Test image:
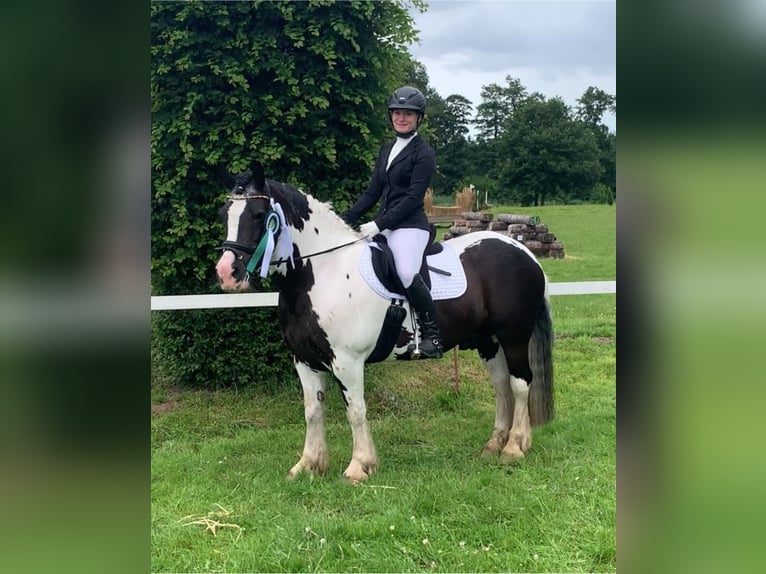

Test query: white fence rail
[150,281,615,311]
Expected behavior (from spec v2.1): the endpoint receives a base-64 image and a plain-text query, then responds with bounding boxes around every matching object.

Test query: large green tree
[499,95,601,206]
[151,0,423,388]
[469,76,529,189]
[429,94,473,195]
[474,76,528,141]
[576,86,616,195]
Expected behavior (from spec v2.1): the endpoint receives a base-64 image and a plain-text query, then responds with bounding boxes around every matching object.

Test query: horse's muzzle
[216,250,250,291]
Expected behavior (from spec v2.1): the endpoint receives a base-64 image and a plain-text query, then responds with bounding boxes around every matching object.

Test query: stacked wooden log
[442,212,565,258]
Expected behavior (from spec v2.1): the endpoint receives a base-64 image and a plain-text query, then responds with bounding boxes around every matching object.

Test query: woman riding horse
[342,86,443,359]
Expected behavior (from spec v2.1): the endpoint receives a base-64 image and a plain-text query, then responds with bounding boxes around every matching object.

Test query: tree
[598,130,616,200]
[442,94,473,144]
[576,86,616,195]
[474,75,528,141]
[500,96,601,206]
[429,94,473,194]
[151,0,424,388]
[576,86,616,127]
[471,76,529,189]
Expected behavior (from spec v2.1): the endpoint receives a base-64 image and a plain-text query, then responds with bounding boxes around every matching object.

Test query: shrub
[590,182,615,205]
[152,309,296,392]
[151,2,418,389]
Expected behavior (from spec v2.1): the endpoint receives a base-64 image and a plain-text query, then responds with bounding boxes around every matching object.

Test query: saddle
[365,225,447,363]
[369,224,445,297]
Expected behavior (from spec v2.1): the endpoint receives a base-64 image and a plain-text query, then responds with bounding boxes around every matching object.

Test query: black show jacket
[342,135,435,232]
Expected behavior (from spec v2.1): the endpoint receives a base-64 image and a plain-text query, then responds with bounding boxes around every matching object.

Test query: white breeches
[381,227,430,288]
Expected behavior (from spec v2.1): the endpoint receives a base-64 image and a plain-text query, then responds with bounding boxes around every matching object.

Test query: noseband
[219,194,282,275]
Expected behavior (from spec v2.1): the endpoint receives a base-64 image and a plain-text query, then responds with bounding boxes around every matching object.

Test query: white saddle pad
[359,242,467,301]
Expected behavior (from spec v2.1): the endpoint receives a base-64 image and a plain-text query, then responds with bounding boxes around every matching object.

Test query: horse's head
[215,161,277,291]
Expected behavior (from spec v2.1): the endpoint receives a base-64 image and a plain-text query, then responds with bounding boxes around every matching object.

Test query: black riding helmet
[387,85,426,136]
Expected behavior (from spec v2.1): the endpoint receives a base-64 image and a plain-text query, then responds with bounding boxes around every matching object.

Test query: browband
[229,194,270,201]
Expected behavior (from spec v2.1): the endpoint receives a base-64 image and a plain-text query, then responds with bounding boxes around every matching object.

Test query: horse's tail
[528,291,554,426]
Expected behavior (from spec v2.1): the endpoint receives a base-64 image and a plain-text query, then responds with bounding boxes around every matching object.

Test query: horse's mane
[267,178,356,236]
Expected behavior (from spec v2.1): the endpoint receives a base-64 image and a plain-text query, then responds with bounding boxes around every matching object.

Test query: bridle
[219,194,282,275]
[218,192,365,276]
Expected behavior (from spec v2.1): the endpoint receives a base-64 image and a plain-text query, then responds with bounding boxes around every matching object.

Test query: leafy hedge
[151,0,420,389]
[152,307,294,393]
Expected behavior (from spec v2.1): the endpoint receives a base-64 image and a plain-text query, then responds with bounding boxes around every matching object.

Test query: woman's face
[391,109,419,134]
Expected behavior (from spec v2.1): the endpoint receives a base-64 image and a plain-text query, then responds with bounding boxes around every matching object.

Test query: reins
[220,236,364,263]
[272,237,365,266]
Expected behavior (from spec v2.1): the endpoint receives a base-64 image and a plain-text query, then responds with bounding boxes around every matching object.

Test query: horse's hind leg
[288,361,329,479]
[499,375,533,462]
[499,345,533,463]
[480,345,514,456]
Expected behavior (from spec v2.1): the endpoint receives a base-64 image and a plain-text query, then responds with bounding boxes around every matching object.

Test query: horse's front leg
[288,361,329,479]
[334,358,378,483]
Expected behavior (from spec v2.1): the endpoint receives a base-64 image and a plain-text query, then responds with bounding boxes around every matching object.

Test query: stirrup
[409,337,443,359]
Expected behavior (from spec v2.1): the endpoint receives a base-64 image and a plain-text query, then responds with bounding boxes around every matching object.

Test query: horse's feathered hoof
[343,459,377,483]
[499,448,526,464]
[288,455,328,479]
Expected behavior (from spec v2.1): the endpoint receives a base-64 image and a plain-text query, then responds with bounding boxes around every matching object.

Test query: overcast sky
[407,0,616,132]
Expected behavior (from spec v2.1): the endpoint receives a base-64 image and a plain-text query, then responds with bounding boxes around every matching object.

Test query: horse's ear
[217,164,235,190]
[249,161,266,191]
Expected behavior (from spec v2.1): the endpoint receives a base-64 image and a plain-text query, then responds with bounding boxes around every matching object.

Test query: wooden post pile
[442,212,565,258]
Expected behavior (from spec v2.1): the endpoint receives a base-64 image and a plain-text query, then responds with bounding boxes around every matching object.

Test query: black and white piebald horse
[215,162,554,483]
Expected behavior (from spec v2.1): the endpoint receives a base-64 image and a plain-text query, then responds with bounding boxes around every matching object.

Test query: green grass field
[151,204,615,573]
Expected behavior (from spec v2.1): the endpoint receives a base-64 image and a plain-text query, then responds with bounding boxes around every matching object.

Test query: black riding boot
[405,273,444,359]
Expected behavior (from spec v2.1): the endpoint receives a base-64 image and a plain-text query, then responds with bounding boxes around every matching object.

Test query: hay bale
[431,205,461,216]
[424,188,434,215]
[455,188,476,212]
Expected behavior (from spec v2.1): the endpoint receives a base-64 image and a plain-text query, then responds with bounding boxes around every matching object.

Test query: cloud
[408,0,616,130]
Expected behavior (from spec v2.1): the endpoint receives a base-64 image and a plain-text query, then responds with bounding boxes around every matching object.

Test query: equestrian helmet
[388,86,426,115]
